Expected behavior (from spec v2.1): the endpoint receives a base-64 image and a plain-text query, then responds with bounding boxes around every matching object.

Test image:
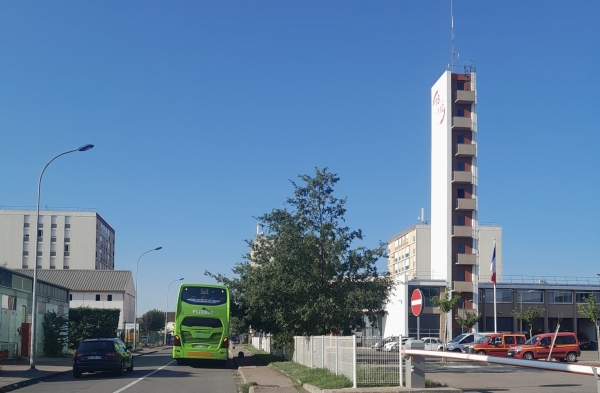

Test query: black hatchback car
[73,338,133,378]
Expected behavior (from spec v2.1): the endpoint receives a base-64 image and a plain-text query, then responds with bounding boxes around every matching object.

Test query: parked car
[463,333,526,356]
[444,333,490,352]
[507,332,580,362]
[383,337,414,352]
[421,337,442,351]
[73,338,134,378]
[372,336,399,351]
[577,332,591,350]
[231,335,239,344]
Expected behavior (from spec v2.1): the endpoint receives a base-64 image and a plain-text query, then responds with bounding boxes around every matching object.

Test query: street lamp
[30,144,94,369]
[164,278,184,345]
[134,247,162,350]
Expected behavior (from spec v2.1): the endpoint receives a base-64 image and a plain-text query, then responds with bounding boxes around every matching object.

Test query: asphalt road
[12,347,239,393]
[426,359,600,393]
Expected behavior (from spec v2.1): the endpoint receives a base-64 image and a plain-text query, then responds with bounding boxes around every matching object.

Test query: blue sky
[1,1,598,314]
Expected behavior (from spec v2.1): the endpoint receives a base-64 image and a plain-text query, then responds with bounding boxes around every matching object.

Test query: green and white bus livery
[172,284,230,364]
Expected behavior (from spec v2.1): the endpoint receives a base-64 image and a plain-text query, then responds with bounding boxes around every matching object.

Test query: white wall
[381,276,409,337]
[430,71,452,282]
[70,291,126,328]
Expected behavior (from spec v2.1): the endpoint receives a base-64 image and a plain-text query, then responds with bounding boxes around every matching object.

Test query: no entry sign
[411,289,423,316]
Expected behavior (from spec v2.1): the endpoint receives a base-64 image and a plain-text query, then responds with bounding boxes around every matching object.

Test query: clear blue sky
[1,1,598,314]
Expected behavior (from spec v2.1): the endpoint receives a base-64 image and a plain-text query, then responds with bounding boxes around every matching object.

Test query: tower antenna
[450,0,455,72]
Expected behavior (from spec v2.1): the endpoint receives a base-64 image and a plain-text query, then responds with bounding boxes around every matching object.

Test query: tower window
[457,108,465,117]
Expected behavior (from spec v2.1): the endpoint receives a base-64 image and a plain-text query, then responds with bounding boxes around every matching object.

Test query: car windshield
[451,334,466,343]
[475,336,489,344]
[524,336,540,345]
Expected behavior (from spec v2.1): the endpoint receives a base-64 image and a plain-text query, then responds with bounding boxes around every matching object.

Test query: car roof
[81,338,118,342]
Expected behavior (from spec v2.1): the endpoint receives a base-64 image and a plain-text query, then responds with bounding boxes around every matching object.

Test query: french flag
[490,243,497,285]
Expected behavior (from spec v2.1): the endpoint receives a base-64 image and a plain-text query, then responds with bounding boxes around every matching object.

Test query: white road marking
[112,360,175,393]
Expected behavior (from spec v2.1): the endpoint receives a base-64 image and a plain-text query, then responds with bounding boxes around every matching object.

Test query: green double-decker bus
[172,283,230,364]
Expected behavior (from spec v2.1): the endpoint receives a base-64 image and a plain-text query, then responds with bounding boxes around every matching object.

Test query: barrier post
[404,339,425,389]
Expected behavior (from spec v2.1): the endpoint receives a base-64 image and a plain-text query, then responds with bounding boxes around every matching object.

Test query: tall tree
[577,294,600,360]
[140,309,166,334]
[455,311,481,334]
[206,167,394,349]
[431,288,461,351]
[511,306,545,339]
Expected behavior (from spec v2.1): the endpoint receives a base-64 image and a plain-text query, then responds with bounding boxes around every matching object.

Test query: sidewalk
[0,346,161,393]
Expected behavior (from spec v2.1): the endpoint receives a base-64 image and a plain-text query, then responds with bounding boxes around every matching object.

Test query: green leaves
[42,310,68,357]
[68,307,121,350]
[140,309,166,334]
[455,311,481,330]
[511,305,545,338]
[206,167,393,349]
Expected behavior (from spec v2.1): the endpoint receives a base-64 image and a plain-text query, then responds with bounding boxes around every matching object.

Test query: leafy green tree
[42,310,68,357]
[455,311,481,334]
[577,294,600,360]
[140,309,166,334]
[68,308,121,350]
[206,167,394,349]
[511,306,545,339]
[431,288,461,351]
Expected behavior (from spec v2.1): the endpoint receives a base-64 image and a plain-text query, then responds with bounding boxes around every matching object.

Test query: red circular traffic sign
[411,289,423,316]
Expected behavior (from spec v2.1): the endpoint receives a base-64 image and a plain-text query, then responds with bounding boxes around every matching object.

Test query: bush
[42,310,68,357]
[68,307,120,350]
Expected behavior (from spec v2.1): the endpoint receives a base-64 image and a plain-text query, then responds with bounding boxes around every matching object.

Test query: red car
[507,332,580,362]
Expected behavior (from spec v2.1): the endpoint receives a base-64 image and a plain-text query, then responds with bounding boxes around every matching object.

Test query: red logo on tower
[432,90,446,125]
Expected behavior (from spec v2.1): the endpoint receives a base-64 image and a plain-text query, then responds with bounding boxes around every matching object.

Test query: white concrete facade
[0,209,115,271]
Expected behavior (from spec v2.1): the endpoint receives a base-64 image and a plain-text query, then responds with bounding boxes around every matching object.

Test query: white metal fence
[292,335,407,388]
[293,336,357,387]
[251,334,272,354]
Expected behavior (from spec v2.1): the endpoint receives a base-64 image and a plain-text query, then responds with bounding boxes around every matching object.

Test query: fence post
[310,336,313,369]
[335,336,339,375]
[322,336,325,369]
[352,335,357,388]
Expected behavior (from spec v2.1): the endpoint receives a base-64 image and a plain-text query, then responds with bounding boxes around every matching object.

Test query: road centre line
[112,360,175,393]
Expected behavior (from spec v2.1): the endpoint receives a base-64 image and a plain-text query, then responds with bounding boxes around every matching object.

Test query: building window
[456,215,465,226]
[549,291,573,304]
[95,294,100,301]
[576,292,600,303]
[65,244,70,252]
[70,294,73,301]
[457,135,464,144]
[457,81,465,90]
[108,295,113,301]
[456,242,465,254]
[37,229,43,238]
[456,269,465,281]
[457,108,465,117]
[485,289,513,303]
[457,188,465,198]
[457,161,465,171]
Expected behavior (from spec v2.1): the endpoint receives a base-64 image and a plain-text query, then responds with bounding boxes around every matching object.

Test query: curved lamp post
[134,247,162,350]
[30,144,94,369]
[164,278,184,345]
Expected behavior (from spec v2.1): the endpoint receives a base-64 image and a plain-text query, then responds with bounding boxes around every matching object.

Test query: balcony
[452,116,472,130]
[452,171,473,183]
[456,143,476,157]
[456,253,476,265]
[452,226,474,238]
[453,281,474,293]
[456,198,476,211]
[455,90,475,104]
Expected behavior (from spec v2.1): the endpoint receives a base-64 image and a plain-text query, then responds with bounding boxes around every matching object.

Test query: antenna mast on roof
[450,0,456,73]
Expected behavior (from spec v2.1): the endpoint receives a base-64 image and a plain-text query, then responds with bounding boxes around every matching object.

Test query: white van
[444,333,490,352]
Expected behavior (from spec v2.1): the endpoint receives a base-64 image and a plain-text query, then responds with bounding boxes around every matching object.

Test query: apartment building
[0,209,115,270]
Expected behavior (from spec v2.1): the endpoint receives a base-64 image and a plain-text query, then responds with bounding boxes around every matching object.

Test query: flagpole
[491,239,497,333]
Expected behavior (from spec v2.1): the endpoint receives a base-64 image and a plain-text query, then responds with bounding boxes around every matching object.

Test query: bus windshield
[181,286,227,305]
